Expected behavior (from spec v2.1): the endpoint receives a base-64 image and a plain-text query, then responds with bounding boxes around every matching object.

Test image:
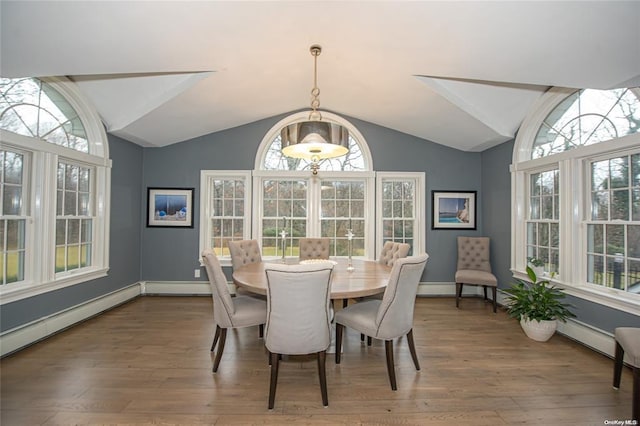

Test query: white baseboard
[0,283,142,357]
[1,280,618,362]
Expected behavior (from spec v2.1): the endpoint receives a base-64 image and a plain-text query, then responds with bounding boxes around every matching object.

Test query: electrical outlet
[194,269,201,278]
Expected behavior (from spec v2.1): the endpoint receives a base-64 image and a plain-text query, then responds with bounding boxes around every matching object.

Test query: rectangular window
[586,153,640,292]
[55,161,92,273]
[526,169,560,275]
[1,149,26,284]
[320,179,366,256]
[261,178,308,258]
[377,173,424,257]
[200,171,251,260]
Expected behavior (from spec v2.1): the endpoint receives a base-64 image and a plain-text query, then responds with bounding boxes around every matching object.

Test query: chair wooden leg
[456,283,463,308]
[268,352,279,409]
[259,324,264,338]
[492,287,497,313]
[367,336,372,346]
[210,325,221,351]
[335,324,344,364]
[212,328,227,373]
[407,329,420,371]
[483,285,488,300]
[361,333,365,342]
[633,366,639,421]
[385,340,397,391]
[317,350,329,407]
[342,299,348,308]
[614,341,624,389]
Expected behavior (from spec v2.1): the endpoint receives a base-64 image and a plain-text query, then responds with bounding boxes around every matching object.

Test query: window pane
[606,225,625,256]
[587,224,603,253]
[2,186,22,215]
[612,190,629,220]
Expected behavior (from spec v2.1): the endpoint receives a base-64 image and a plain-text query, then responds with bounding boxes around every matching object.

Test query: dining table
[232,257,392,301]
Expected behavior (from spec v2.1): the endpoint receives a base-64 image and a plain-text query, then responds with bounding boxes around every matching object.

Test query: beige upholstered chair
[358,241,411,338]
[379,241,411,266]
[335,254,429,390]
[613,327,640,421]
[264,263,334,409]
[201,249,267,373]
[228,239,262,269]
[455,236,498,313]
[228,239,264,298]
[298,238,330,260]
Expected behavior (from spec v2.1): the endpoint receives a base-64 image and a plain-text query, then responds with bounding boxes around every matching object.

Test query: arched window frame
[1,76,111,303]
[511,87,640,314]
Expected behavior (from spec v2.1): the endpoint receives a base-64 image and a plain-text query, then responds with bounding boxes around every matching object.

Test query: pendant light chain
[309,45,322,121]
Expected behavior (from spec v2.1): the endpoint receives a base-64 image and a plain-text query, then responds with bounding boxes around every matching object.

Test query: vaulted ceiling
[2,1,639,151]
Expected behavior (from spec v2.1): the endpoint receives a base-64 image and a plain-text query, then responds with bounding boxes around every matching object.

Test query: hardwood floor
[1,296,634,425]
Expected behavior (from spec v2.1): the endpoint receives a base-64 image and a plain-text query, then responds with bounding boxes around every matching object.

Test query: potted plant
[527,256,545,278]
[504,266,575,342]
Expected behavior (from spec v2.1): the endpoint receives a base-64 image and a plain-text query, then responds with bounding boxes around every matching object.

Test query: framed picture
[432,190,477,230]
[147,187,194,228]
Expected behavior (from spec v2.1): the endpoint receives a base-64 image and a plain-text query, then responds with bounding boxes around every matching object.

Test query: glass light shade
[281,120,349,160]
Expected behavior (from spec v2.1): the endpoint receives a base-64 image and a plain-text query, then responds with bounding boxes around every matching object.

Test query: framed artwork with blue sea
[147,187,194,228]
[431,190,476,230]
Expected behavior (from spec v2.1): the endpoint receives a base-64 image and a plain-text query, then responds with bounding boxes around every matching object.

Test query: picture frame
[147,187,194,228]
[431,190,477,230]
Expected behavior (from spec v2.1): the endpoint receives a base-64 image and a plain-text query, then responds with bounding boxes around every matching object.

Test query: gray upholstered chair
[613,327,640,421]
[228,239,264,298]
[455,236,498,313]
[379,241,411,266]
[201,249,267,373]
[264,262,334,409]
[335,254,429,390]
[298,238,330,260]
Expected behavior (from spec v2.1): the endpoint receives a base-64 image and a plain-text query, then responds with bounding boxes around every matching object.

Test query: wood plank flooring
[1,296,635,425]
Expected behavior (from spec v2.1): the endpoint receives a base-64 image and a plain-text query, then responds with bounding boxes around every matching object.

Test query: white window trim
[375,172,426,258]
[198,170,252,267]
[512,88,640,314]
[1,76,111,304]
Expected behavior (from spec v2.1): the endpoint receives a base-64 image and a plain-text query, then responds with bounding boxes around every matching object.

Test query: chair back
[379,241,411,266]
[298,238,330,260]
[201,249,235,328]
[264,263,334,355]
[456,236,492,272]
[375,254,429,338]
[228,239,262,270]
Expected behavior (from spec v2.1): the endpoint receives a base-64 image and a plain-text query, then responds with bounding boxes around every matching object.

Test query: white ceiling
[2,1,639,151]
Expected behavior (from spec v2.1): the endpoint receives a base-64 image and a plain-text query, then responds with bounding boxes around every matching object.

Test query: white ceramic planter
[520,318,557,342]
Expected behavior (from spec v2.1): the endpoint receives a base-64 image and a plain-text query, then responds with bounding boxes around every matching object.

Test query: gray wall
[140,112,484,283]
[0,135,144,332]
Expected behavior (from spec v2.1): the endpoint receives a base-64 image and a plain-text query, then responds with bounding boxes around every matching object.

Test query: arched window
[0,77,111,303]
[199,112,425,263]
[512,86,640,314]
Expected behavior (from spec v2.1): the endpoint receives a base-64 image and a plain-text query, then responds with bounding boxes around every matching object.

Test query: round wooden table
[232,258,392,300]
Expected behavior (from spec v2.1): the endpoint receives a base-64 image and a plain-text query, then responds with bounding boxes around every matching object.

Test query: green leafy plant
[504,266,575,322]
[527,257,544,267]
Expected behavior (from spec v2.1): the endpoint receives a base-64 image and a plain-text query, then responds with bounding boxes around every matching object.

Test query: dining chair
[201,249,267,373]
[228,239,265,298]
[379,241,411,266]
[358,241,411,341]
[455,236,498,313]
[298,238,330,260]
[613,327,640,421]
[263,262,334,409]
[335,254,429,390]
